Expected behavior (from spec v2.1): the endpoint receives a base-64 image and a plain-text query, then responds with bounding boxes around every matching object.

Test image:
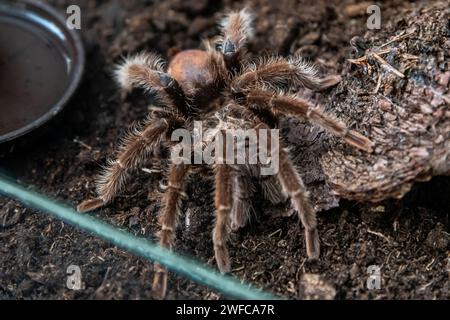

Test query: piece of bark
[323,2,450,202]
[291,2,449,208]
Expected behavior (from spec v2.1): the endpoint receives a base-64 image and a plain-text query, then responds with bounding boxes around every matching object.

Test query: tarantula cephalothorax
[77,8,373,298]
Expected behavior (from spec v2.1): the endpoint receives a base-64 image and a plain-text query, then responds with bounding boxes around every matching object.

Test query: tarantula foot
[318,74,342,90]
[230,210,248,231]
[345,130,374,153]
[230,221,243,232]
[305,228,320,260]
[77,197,105,212]
[152,264,168,300]
[214,245,231,273]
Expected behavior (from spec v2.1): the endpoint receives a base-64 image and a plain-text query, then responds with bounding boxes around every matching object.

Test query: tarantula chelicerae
[77,8,373,298]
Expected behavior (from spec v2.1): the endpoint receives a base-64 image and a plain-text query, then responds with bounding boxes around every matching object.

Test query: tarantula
[77,8,372,299]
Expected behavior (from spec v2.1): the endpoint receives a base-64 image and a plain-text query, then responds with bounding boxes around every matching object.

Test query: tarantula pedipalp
[77,8,372,299]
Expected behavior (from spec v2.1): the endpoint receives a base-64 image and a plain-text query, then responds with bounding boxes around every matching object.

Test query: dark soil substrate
[0,0,448,299]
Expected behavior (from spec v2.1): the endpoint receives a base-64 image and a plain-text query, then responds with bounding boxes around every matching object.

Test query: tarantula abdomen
[168,50,216,93]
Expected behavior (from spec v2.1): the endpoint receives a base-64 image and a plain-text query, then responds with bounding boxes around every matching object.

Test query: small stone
[437,71,450,87]
[425,223,449,251]
[298,273,336,300]
[370,205,385,213]
[379,100,392,111]
[128,207,141,228]
[277,240,287,248]
[128,216,140,228]
[383,113,397,121]
[420,104,433,114]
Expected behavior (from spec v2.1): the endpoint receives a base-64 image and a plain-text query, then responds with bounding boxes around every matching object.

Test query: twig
[372,52,405,78]
[268,228,282,238]
[379,30,415,48]
[374,73,382,94]
[232,266,245,272]
[73,138,93,150]
[367,228,391,242]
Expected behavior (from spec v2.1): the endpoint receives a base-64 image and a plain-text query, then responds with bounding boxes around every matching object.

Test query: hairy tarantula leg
[152,164,189,300]
[247,89,374,152]
[277,147,320,260]
[232,56,341,92]
[219,8,253,71]
[230,169,255,231]
[115,53,190,117]
[213,164,234,272]
[259,174,288,205]
[77,117,177,213]
[231,169,286,231]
